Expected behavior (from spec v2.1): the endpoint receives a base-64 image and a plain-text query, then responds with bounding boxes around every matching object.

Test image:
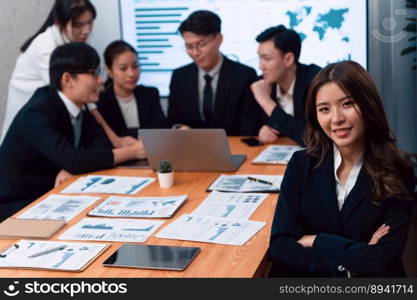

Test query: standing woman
[1,0,133,148]
[269,61,414,277]
[97,40,170,138]
[1,0,96,142]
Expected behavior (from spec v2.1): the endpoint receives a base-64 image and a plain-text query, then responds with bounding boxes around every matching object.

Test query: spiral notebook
[0,218,66,239]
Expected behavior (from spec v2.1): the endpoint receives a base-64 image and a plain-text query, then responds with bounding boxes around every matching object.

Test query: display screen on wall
[119,0,367,96]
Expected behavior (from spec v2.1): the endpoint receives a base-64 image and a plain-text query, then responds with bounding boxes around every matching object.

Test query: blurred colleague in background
[0,43,145,222]
[1,0,96,143]
[168,10,258,136]
[1,0,134,148]
[250,25,321,145]
[98,40,170,141]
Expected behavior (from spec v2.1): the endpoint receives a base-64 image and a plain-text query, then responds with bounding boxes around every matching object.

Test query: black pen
[246,176,274,186]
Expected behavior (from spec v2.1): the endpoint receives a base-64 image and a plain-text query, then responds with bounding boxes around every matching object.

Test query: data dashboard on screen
[119,0,367,96]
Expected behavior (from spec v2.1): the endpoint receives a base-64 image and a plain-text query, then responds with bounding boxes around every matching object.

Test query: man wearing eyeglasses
[167,10,258,136]
[0,43,145,221]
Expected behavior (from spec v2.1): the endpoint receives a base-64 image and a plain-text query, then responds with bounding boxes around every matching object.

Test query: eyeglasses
[184,35,216,52]
[70,67,103,78]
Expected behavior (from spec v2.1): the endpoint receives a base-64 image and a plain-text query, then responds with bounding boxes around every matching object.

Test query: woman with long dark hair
[269,61,414,277]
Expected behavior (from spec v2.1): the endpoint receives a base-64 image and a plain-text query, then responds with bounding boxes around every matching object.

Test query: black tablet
[103,244,200,271]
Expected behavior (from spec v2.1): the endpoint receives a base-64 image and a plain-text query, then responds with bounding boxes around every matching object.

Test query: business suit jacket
[167,56,258,136]
[97,85,170,138]
[0,87,114,209]
[250,63,321,145]
[269,150,414,277]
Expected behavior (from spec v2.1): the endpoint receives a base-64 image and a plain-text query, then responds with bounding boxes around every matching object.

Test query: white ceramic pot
[157,172,174,188]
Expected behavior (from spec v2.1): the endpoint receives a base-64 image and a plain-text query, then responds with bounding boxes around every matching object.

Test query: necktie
[73,110,83,148]
[203,74,213,123]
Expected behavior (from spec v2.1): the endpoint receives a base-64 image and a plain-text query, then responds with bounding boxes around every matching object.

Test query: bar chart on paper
[88,195,187,218]
[58,218,164,243]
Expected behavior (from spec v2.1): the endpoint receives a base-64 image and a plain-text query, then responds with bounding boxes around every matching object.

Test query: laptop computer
[138,129,246,172]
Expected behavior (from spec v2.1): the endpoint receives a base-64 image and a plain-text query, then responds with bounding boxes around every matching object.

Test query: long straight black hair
[20,0,96,53]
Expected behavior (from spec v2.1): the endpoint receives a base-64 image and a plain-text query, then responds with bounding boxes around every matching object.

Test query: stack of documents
[156,214,265,246]
[17,194,100,221]
[88,195,187,218]
[208,174,283,192]
[156,191,269,246]
[61,175,154,194]
[191,191,267,219]
[58,218,163,243]
[0,240,108,272]
[252,145,303,164]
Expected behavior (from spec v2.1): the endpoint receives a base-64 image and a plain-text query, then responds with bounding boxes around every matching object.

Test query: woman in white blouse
[1,0,134,148]
[269,61,414,277]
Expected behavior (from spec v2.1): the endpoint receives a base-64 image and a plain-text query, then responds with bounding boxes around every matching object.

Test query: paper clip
[0,243,19,258]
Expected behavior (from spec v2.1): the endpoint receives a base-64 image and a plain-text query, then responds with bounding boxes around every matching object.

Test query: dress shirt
[57,91,82,125]
[333,145,364,210]
[116,93,140,128]
[275,78,295,116]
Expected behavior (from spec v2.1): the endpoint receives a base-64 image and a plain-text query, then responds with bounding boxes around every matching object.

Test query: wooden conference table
[0,137,296,278]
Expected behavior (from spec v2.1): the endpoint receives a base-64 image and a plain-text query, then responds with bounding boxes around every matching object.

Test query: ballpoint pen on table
[28,245,67,258]
[246,176,274,186]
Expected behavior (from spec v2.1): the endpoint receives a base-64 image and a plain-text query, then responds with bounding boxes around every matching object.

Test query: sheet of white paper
[253,145,303,164]
[0,240,107,271]
[191,191,267,219]
[88,195,187,218]
[61,175,155,194]
[58,218,163,243]
[208,174,283,192]
[17,194,100,222]
[156,214,265,246]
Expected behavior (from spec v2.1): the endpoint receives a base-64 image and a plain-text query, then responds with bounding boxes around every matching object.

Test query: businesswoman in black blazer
[97,40,170,139]
[269,61,414,277]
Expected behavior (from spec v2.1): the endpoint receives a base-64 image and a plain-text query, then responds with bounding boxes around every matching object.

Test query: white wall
[0,0,54,133]
[89,0,121,62]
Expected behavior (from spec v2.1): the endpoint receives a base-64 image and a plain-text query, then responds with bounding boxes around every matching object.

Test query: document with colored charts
[88,195,187,218]
[60,175,155,194]
[191,191,267,219]
[156,214,266,246]
[252,145,303,164]
[17,194,100,221]
[207,174,283,193]
[58,218,163,243]
[0,240,108,272]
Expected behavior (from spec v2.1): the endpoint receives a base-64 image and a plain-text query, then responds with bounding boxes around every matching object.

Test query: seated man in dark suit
[0,42,145,221]
[249,25,321,145]
[167,10,258,136]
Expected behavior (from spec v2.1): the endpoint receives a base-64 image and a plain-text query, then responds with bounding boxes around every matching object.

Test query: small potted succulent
[157,160,174,188]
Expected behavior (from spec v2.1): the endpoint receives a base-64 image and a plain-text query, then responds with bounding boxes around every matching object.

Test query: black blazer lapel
[293,64,308,119]
[314,154,342,231]
[340,168,373,221]
[135,86,149,127]
[187,64,201,122]
[270,84,278,102]
[212,57,232,126]
[50,91,75,144]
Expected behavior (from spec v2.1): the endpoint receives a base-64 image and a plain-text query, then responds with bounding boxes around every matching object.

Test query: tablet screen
[103,244,200,271]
